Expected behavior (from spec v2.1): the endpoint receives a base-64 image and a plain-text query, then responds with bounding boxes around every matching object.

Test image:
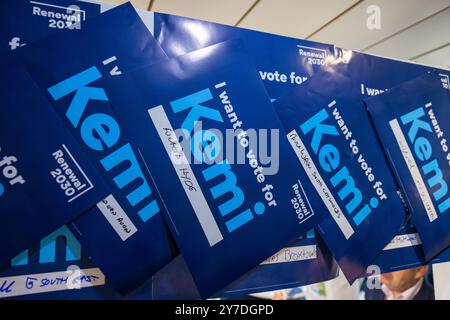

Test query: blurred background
[99,0,449,69]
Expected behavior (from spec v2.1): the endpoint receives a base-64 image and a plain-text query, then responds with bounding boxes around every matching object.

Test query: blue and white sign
[273,62,406,283]
[104,39,323,297]
[0,54,109,270]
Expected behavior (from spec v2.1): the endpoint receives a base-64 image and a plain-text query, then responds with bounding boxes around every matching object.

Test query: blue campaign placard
[0,0,100,53]
[0,225,115,299]
[14,3,178,294]
[0,54,109,270]
[365,72,450,261]
[273,61,407,283]
[369,214,450,274]
[104,39,323,298]
[328,49,450,274]
[150,11,340,292]
[151,10,450,288]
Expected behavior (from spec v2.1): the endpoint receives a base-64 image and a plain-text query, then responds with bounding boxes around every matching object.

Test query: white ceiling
[100,0,450,69]
[238,0,359,39]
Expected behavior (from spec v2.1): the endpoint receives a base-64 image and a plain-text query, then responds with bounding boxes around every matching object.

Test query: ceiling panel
[238,0,359,39]
[366,7,450,60]
[95,0,150,10]
[151,0,257,25]
[308,0,450,51]
[414,44,450,69]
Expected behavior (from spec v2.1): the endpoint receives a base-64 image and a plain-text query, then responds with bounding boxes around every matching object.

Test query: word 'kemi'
[47,60,159,224]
